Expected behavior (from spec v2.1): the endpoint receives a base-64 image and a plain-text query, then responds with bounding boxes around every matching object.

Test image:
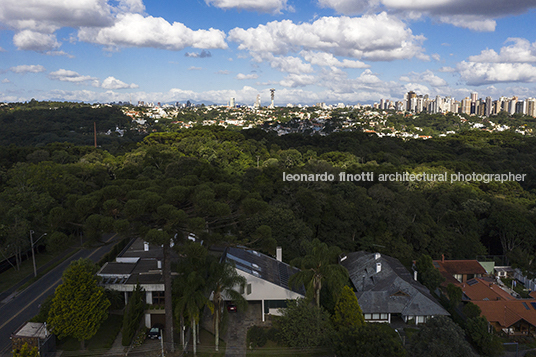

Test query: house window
[366,313,388,321]
[247,283,252,295]
[240,285,245,294]
[454,274,463,283]
[152,291,165,305]
[417,316,425,324]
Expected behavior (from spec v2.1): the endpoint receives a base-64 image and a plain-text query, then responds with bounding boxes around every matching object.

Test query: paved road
[0,234,119,357]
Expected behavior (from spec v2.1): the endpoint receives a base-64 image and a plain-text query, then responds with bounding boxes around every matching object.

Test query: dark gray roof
[120,238,164,259]
[98,238,167,286]
[341,251,448,317]
[99,262,136,275]
[224,247,305,296]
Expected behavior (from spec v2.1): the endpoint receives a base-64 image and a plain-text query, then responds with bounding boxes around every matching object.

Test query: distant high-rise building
[230,97,235,108]
[485,97,492,117]
[270,89,275,108]
[527,98,536,117]
[508,97,518,115]
[516,100,526,115]
[254,94,261,109]
[471,92,478,103]
[461,97,471,114]
[405,91,417,111]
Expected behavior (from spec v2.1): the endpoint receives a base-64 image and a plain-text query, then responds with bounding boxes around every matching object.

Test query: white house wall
[233,270,304,301]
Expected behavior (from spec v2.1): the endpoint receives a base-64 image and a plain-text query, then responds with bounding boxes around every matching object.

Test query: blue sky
[1,0,536,106]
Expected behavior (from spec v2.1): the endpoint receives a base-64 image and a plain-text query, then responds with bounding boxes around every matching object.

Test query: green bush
[121,284,146,346]
[247,326,267,348]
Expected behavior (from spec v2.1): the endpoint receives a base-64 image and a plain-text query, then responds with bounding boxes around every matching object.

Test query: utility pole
[30,230,47,277]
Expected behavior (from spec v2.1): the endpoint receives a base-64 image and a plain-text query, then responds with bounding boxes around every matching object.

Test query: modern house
[222,246,305,321]
[97,238,175,328]
[340,251,449,325]
[11,322,55,357]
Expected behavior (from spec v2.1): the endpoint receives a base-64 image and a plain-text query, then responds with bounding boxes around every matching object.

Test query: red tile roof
[458,278,514,302]
[473,300,536,329]
[434,260,487,275]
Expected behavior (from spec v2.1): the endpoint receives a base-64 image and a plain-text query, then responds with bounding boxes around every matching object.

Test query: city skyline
[1,0,536,105]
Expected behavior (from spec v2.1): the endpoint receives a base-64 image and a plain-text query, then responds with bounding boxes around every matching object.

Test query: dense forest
[0,103,535,277]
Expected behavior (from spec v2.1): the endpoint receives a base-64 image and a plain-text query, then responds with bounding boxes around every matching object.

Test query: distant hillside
[0,104,145,148]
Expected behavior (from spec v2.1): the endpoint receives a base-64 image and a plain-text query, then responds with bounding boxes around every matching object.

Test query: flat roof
[13,322,48,339]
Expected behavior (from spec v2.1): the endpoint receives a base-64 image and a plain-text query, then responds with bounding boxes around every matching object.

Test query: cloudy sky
[1,0,536,105]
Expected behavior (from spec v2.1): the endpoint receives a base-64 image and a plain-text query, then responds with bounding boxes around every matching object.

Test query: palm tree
[208,260,247,352]
[289,238,349,308]
[175,271,213,356]
[174,242,209,348]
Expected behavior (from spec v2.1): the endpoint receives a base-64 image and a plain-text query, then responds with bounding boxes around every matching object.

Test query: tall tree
[415,254,445,292]
[47,258,110,349]
[208,259,247,352]
[289,239,348,308]
[332,285,364,330]
[174,271,213,356]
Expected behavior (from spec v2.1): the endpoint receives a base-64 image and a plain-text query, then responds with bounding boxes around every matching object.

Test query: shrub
[121,284,146,346]
[247,326,267,348]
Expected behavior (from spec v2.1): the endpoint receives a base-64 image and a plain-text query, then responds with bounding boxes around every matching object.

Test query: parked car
[147,324,164,340]
[226,302,237,312]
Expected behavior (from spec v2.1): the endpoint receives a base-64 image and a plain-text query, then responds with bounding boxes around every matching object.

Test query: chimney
[157,260,162,269]
[414,271,418,281]
[144,242,149,251]
[441,254,445,262]
[375,253,381,260]
[276,247,282,262]
[376,262,382,273]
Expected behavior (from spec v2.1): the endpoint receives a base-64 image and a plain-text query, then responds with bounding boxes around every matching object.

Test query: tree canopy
[47,258,110,349]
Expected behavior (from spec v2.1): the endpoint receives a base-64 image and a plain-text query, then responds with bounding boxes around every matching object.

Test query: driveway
[223,301,267,357]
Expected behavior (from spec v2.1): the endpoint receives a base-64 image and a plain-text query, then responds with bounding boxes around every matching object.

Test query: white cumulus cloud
[49,69,99,86]
[301,51,370,68]
[457,62,536,85]
[228,13,426,61]
[205,0,288,13]
[400,70,447,87]
[279,74,316,87]
[468,38,536,63]
[78,13,228,51]
[236,73,259,80]
[267,55,314,73]
[316,0,536,31]
[101,76,138,89]
[13,30,60,51]
[10,64,46,73]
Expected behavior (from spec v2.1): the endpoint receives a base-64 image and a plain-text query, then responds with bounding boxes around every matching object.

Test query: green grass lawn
[186,328,226,357]
[0,244,80,295]
[58,313,123,356]
[0,251,58,293]
[246,340,331,357]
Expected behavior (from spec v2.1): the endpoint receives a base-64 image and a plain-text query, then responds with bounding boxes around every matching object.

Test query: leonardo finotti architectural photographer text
[282,172,527,184]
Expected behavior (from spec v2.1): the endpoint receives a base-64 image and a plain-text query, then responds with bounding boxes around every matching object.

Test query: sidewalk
[0,245,80,305]
[103,331,126,357]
